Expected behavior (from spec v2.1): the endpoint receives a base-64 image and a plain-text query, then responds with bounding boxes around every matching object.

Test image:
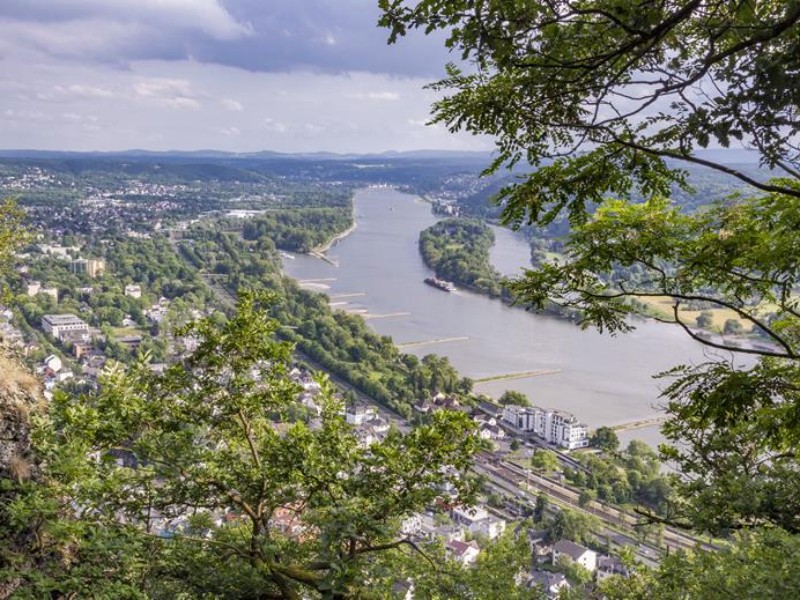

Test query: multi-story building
[124,284,142,299]
[71,258,106,278]
[502,405,589,450]
[41,314,89,340]
[71,259,87,275]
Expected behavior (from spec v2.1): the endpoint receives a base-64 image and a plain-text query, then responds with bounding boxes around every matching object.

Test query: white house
[26,281,41,296]
[43,354,62,373]
[528,571,570,597]
[596,555,632,582]
[446,539,480,566]
[345,404,377,426]
[552,539,597,572]
[451,505,507,540]
[400,513,423,536]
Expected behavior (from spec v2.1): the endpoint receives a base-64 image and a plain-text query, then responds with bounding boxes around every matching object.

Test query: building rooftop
[42,314,87,325]
[553,539,591,560]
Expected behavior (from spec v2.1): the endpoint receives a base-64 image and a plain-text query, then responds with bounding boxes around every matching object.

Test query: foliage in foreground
[2,292,483,598]
[602,528,800,600]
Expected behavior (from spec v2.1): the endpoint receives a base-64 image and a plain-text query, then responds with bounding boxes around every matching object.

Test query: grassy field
[638,296,751,333]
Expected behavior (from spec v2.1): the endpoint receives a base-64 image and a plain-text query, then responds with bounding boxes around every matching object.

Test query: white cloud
[55,84,114,99]
[61,112,99,122]
[134,78,193,98]
[263,118,288,134]
[349,91,400,101]
[220,126,241,136]
[163,97,201,110]
[132,78,200,109]
[221,98,244,111]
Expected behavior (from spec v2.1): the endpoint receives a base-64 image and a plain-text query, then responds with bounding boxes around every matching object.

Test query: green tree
[548,508,600,546]
[0,199,27,297]
[590,426,620,453]
[723,318,744,335]
[695,311,714,329]
[531,449,559,473]
[533,492,549,524]
[601,528,800,599]
[9,292,483,598]
[498,390,530,407]
[578,489,597,509]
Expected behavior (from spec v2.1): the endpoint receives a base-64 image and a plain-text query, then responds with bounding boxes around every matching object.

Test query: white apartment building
[41,314,89,340]
[502,405,589,450]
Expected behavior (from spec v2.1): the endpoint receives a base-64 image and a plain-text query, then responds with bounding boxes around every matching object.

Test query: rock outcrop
[0,350,44,599]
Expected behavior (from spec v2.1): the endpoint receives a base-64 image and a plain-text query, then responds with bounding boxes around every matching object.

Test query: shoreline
[311,201,358,254]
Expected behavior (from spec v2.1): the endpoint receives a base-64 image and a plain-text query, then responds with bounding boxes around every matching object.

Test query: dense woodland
[240,208,353,252]
[418,219,505,298]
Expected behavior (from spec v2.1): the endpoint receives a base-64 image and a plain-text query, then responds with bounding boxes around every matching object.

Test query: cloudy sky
[0,0,491,153]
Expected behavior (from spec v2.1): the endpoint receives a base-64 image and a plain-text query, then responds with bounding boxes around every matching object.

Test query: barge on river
[424,277,457,292]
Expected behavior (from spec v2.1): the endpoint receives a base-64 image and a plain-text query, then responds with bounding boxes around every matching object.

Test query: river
[283,188,739,449]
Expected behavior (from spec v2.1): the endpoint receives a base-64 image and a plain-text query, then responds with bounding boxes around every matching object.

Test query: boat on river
[424,277,457,292]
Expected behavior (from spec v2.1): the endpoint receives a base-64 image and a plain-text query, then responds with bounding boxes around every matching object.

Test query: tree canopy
[5,292,483,598]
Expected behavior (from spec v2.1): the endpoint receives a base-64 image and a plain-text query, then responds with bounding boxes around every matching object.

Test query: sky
[0,0,492,154]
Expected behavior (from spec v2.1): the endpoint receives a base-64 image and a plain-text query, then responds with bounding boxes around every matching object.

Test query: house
[476,401,504,419]
[446,539,480,566]
[115,335,143,350]
[72,342,93,359]
[528,570,570,598]
[345,404,377,426]
[451,505,506,540]
[531,532,553,562]
[26,281,41,296]
[269,506,308,540]
[596,555,632,582]
[43,354,62,373]
[451,505,489,527]
[400,513,423,536]
[124,284,142,299]
[552,539,597,572]
[478,422,506,441]
[56,370,74,383]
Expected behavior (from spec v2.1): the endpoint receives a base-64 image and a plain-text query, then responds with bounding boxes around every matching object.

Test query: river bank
[312,220,357,253]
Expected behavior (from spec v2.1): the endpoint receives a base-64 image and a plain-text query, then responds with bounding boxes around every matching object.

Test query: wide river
[283,188,735,448]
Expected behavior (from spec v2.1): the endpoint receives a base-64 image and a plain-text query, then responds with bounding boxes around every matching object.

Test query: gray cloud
[0,0,452,77]
[0,2,488,153]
